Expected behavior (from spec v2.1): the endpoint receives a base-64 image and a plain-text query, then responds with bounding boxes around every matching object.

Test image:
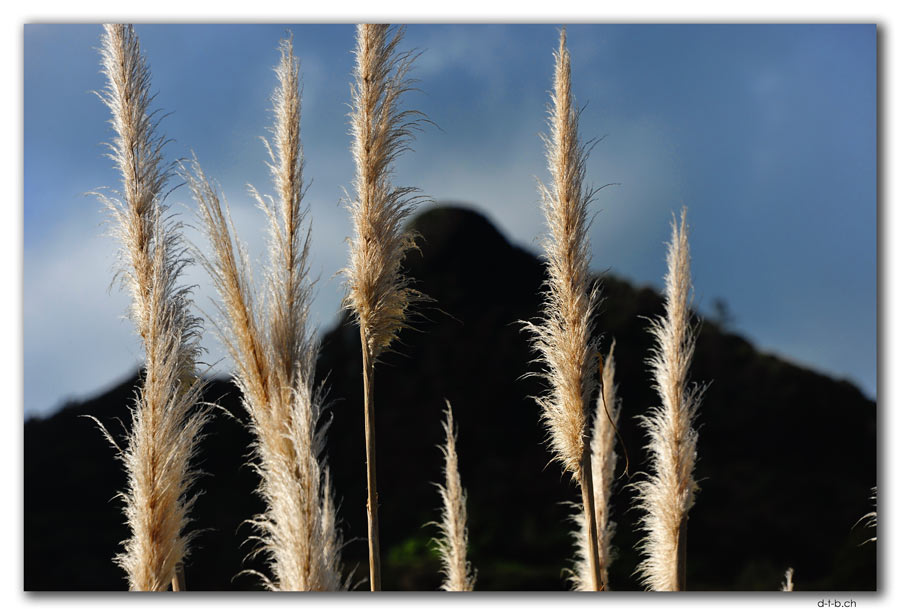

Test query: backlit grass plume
[186,36,343,591]
[434,402,476,591]
[634,207,703,591]
[526,27,603,590]
[781,568,795,591]
[344,23,423,359]
[95,23,207,591]
[856,486,877,544]
[571,341,621,590]
[342,23,425,591]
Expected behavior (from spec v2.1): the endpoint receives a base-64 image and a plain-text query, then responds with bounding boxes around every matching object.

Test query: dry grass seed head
[570,340,621,590]
[856,486,877,545]
[526,27,601,479]
[96,23,208,590]
[633,207,703,591]
[185,35,343,590]
[256,34,313,396]
[343,24,426,360]
[435,402,476,591]
[781,567,795,591]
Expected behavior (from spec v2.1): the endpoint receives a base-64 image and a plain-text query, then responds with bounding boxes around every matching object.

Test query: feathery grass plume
[856,486,877,544]
[571,341,621,590]
[781,567,795,591]
[186,36,343,591]
[434,402,476,591]
[524,27,603,590]
[342,23,425,591]
[634,207,703,591]
[94,23,207,591]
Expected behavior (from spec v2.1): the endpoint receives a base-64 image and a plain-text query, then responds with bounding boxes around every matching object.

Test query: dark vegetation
[24,205,876,591]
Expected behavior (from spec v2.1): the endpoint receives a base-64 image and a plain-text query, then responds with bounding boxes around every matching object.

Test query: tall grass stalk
[186,36,342,591]
[343,23,424,591]
[435,403,476,591]
[527,27,603,591]
[95,23,207,591]
[572,341,621,590]
[634,207,703,591]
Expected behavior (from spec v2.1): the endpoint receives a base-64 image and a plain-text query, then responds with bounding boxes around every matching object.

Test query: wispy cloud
[23,24,877,417]
[24,210,138,415]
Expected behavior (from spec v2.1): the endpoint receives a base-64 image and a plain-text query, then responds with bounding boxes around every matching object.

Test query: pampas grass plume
[95,23,207,591]
[435,402,476,591]
[342,23,425,591]
[572,341,621,590]
[529,28,600,477]
[634,207,703,591]
[781,568,795,591]
[187,35,342,591]
[857,486,877,545]
[526,27,603,590]
[344,23,423,359]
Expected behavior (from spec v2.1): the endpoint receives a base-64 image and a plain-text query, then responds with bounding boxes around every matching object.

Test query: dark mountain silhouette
[24,204,876,591]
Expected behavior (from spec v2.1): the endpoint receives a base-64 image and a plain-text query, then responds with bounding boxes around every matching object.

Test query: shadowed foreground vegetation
[24,205,876,591]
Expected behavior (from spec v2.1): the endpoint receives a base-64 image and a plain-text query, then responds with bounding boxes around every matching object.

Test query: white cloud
[24,208,140,416]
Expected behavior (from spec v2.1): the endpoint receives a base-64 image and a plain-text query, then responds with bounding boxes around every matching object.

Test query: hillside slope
[24,205,876,591]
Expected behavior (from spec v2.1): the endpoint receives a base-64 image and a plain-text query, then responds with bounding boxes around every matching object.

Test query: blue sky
[22,23,876,417]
